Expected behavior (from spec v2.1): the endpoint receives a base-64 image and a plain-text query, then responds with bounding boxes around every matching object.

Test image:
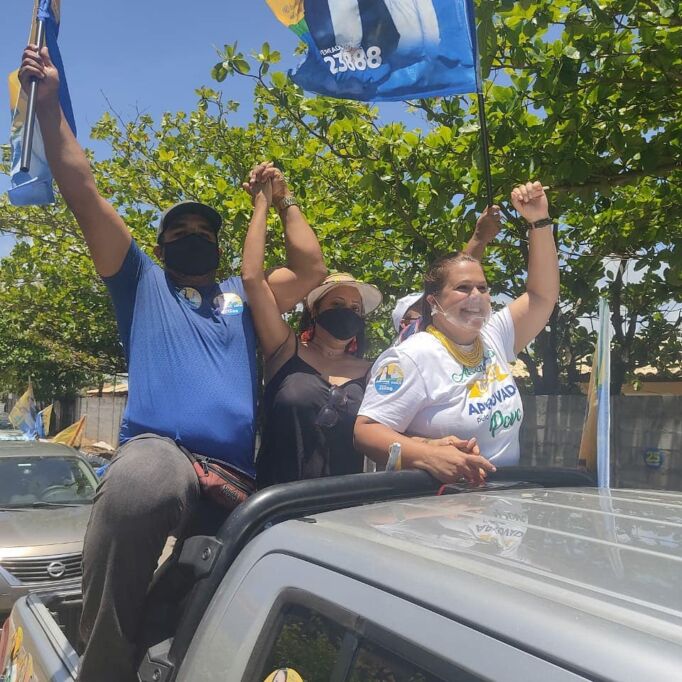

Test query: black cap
[156,201,222,243]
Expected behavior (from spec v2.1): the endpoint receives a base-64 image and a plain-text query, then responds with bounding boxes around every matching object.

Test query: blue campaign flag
[595,297,611,487]
[267,0,479,101]
[36,403,53,438]
[8,0,76,206]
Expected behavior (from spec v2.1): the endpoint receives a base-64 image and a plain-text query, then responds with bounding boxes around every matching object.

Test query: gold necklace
[426,325,484,367]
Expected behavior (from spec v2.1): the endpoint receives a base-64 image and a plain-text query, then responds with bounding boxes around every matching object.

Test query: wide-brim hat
[305,272,382,315]
[391,292,424,332]
[157,201,222,243]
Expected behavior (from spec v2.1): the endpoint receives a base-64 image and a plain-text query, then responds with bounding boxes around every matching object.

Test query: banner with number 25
[266,0,480,101]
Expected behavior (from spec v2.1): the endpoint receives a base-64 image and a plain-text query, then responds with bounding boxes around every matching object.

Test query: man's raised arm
[19,45,130,277]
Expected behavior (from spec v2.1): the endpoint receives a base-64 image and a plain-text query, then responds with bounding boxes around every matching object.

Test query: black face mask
[163,234,219,276]
[316,308,364,341]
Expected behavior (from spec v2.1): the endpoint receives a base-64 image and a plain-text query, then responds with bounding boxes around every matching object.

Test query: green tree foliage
[0,0,679,399]
[0,202,124,399]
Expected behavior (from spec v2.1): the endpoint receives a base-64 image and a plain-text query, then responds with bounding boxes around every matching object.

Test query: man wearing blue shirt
[20,45,326,682]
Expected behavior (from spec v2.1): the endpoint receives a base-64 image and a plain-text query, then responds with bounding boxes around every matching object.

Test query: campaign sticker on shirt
[374,362,405,395]
[178,287,202,310]
[213,292,244,316]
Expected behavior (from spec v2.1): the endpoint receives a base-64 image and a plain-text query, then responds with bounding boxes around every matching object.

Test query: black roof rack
[439,465,595,494]
[140,466,595,682]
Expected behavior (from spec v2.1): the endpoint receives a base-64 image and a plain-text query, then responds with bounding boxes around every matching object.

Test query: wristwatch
[529,217,553,229]
[276,194,298,212]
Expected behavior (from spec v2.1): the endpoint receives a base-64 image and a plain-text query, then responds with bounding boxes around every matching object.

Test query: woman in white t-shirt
[354,181,559,484]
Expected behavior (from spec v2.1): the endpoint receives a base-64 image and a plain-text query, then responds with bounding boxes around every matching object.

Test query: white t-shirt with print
[359,306,523,466]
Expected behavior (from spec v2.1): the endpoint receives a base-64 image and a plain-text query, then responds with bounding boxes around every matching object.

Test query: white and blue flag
[267,0,479,101]
[8,0,76,206]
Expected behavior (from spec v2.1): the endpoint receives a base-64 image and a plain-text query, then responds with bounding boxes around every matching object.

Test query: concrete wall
[610,396,682,491]
[77,393,681,490]
[75,395,127,448]
[520,395,682,491]
[53,399,78,433]
[519,396,587,468]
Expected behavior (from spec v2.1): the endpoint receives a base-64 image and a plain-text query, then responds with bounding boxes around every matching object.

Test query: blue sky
[1,0,420,257]
[2,1,302,149]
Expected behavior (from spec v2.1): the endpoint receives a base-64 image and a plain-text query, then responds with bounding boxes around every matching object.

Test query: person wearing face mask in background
[241,165,382,487]
[18,45,327,682]
[355,182,560,483]
[392,291,425,344]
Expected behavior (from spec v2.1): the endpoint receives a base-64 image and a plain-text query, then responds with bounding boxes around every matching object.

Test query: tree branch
[551,162,682,193]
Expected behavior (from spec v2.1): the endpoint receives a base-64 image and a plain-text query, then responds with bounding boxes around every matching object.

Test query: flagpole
[472,4,494,208]
[476,90,494,207]
[596,297,611,488]
[20,14,46,173]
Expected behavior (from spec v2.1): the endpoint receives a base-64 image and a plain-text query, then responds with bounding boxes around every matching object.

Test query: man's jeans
[78,433,225,682]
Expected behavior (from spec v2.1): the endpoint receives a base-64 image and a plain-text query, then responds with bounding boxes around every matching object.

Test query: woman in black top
[242,164,382,486]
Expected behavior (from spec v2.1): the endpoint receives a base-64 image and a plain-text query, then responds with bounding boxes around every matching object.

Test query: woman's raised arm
[241,164,295,369]
[507,181,560,354]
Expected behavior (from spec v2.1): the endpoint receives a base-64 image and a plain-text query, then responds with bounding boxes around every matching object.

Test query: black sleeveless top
[256,340,367,488]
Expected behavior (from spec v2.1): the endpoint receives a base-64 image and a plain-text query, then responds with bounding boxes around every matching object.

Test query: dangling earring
[347,337,358,354]
[427,295,438,318]
[301,322,316,343]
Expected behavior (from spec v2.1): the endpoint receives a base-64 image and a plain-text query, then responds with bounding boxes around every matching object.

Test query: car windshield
[0,412,25,441]
[0,430,26,441]
[0,456,98,507]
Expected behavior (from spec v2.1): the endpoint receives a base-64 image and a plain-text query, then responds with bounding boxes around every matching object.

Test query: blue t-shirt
[103,241,258,477]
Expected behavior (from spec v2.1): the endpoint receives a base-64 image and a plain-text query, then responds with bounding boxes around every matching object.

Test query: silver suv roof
[253,486,682,679]
[311,487,682,624]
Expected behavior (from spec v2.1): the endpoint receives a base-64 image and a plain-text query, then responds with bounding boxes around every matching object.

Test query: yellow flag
[577,354,598,473]
[52,416,87,448]
[9,383,37,436]
[263,670,304,682]
[265,0,304,27]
